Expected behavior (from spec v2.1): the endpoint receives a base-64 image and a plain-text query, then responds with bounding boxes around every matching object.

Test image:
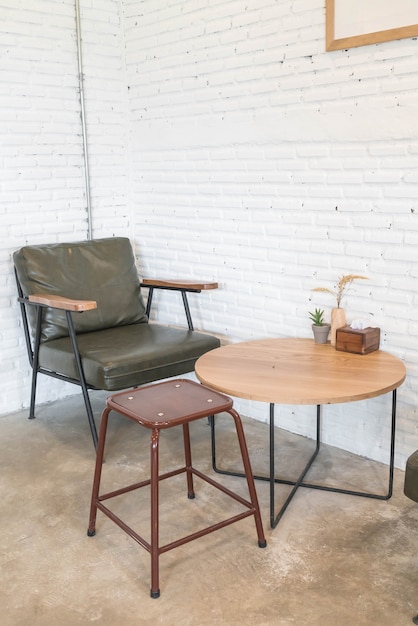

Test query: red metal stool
[87,378,266,598]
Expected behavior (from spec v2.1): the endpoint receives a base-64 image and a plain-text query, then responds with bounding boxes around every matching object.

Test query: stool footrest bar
[95,499,256,556]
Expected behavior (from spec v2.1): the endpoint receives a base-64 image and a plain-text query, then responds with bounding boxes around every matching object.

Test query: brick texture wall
[1,0,130,410]
[2,0,418,468]
[124,0,418,467]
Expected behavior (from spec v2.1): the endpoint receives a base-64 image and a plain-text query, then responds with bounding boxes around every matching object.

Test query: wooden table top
[195,338,406,405]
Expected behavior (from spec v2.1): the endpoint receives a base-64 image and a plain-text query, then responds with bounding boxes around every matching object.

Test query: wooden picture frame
[326,0,418,51]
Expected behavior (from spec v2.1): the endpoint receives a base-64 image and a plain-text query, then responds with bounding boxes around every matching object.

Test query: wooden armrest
[28,294,97,312]
[141,278,218,291]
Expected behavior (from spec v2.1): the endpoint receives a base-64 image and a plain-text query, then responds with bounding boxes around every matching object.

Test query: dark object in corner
[404,449,418,503]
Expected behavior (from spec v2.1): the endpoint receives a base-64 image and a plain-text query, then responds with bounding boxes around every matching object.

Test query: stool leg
[150,428,160,598]
[228,408,267,548]
[87,407,110,537]
[183,423,195,499]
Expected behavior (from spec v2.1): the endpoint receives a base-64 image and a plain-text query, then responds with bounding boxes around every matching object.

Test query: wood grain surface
[195,338,406,405]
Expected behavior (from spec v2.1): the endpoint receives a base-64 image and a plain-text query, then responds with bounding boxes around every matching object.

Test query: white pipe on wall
[75,0,93,240]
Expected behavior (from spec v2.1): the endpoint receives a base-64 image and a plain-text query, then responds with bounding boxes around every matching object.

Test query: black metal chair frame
[16,271,210,450]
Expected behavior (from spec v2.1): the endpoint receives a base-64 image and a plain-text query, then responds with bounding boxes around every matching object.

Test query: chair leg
[65,311,98,449]
[87,407,110,536]
[29,365,38,420]
[182,423,195,499]
[228,408,267,548]
[80,385,98,450]
[150,428,160,598]
[28,307,43,420]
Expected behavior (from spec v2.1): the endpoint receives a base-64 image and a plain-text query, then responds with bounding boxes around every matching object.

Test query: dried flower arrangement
[312,274,368,308]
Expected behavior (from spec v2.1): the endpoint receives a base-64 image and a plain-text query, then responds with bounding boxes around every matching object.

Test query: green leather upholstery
[14,237,148,342]
[14,238,221,438]
[38,323,220,391]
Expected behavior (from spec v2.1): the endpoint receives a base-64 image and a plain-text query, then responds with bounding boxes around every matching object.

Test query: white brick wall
[1,0,130,409]
[124,0,418,468]
[2,0,418,470]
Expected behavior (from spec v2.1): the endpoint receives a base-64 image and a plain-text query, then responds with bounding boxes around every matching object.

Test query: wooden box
[335,326,380,355]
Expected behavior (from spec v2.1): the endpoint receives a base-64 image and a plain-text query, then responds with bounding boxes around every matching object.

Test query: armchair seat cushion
[38,323,220,391]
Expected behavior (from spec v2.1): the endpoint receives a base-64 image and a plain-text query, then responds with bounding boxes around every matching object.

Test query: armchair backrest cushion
[14,237,148,342]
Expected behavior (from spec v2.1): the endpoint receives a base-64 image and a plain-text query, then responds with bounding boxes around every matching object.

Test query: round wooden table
[195,338,406,528]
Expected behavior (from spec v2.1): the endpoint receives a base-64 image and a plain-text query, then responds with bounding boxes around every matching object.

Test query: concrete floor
[1,389,418,625]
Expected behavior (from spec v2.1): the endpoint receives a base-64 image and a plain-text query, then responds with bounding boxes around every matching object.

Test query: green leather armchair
[14,237,220,449]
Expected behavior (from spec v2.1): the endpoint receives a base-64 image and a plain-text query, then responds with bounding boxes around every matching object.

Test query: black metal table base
[210,390,397,529]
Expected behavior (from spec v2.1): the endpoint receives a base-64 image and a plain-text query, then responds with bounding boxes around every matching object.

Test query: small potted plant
[309,308,331,344]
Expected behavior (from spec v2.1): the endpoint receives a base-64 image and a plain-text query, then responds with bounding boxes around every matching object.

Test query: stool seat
[87,379,266,598]
[108,379,233,428]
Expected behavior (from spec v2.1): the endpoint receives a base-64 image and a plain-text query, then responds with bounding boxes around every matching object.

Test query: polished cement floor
[1,389,418,625]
